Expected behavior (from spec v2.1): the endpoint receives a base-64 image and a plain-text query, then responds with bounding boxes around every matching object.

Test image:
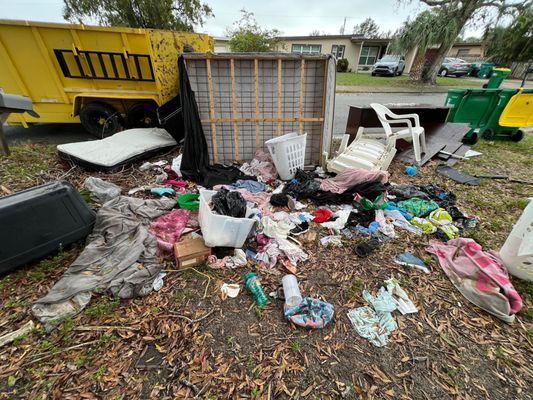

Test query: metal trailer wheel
[79,101,122,138]
[127,101,158,129]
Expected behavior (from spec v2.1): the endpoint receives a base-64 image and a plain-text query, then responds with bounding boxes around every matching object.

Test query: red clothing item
[313,208,332,223]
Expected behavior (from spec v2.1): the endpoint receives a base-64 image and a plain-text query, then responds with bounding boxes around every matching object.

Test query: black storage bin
[0,181,96,274]
[157,94,184,144]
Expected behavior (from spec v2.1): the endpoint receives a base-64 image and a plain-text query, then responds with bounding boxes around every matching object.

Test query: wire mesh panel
[184,53,334,166]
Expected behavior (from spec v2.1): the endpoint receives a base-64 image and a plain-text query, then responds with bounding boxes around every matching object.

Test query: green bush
[337,58,349,72]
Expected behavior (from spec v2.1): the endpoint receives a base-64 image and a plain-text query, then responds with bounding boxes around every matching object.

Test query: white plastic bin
[499,199,533,281]
[265,132,307,180]
[198,189,256,248]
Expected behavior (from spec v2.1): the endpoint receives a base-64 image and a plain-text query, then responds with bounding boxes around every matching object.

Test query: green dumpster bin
[444,88,468,122]
[485,67,511,89]
[477,62,494,79]
[481,88,521,140]
[445,88,502,144]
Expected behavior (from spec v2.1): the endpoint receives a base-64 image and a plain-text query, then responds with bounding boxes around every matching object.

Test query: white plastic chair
[325,127,397,173]
[370,103,427,165]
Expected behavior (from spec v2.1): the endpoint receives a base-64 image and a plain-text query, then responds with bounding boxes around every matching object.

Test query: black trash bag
[345,181,388,200]
[282,169,321,199]
[202,164,254,188]
[178,55,209,182]
[211,188,247,218]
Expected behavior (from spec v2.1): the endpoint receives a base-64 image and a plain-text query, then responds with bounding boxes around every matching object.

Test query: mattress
[57,127,177,172]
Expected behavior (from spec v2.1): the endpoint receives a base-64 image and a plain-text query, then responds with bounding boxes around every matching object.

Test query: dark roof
[277,34,392,43]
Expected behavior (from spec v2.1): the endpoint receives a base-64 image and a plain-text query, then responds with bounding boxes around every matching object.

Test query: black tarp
[178,55,209,181]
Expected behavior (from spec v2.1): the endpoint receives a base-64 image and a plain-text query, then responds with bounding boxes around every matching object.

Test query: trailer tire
[127,101,158,128]
[80,101,122,138]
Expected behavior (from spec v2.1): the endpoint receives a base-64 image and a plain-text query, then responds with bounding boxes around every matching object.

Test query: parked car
[371,55,405,76]
[439,58,472,77]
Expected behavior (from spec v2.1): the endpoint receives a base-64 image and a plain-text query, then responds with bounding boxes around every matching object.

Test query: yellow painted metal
[0,19,213,126]
[499,89,533,127]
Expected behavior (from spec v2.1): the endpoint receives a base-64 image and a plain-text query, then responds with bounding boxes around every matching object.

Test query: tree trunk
[409,51,426,81]
[422,41,455,84]
[420,0,480,84]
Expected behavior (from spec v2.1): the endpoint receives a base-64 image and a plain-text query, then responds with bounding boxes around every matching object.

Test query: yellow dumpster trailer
[0,20,213,136]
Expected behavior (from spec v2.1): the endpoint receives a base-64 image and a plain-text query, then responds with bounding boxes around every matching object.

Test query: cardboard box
[174,236,211,268]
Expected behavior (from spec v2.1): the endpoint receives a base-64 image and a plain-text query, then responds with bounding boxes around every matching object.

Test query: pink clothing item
[164,179,188,188]
[320,168,389,194]
[239,150,278,182]
[150,209,190,252]
[427,238,522,323]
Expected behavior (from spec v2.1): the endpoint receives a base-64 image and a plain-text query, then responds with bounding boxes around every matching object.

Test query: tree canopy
[63,0,213,31]
[227,10,280,52]
[484,8,533,64]
[396,0,531,84]
[353,18,380,38]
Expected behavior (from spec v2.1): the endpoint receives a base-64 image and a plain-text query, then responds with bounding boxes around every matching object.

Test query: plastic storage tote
[198,189,256,248]
[499,199,533,281]
[265,132,307,180]
[0,181,96,273]
[485,68,511,89]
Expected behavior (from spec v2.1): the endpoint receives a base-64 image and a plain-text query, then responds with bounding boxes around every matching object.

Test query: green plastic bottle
[244,272,268,307]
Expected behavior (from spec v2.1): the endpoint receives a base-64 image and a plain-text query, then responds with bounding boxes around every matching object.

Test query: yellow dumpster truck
[0,20,213,136]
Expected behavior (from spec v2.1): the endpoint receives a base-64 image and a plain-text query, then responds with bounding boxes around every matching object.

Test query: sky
[0,0,485,38]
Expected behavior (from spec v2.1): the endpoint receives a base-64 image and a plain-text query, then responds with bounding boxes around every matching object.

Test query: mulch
[0,146,531,400]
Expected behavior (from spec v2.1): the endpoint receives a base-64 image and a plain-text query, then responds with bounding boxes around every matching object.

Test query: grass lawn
[337,72,483,88]
[0,136,532,399]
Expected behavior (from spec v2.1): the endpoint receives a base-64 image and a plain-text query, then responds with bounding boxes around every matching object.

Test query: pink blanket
[320,168,389,194]
[150,209,190,252]
[427,238,522,323]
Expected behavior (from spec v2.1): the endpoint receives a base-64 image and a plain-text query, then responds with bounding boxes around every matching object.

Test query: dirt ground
[0,136,532,399]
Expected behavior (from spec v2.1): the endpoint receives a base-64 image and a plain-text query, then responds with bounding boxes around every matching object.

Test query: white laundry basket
[198,189,256,248]
[499,199,533,281]
[265,132,307,180]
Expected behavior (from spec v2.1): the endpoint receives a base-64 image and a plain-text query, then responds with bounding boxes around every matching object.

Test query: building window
[456,48,470,57]
[291,44,322,55]
[359,46,380,65]
[331,44,345,59]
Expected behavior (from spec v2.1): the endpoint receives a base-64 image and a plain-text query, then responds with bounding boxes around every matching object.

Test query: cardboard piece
[174,236,211,268]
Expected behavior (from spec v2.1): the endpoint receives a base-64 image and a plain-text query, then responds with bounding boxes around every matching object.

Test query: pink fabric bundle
[427,238,522,323]
[150,209,190,252]
[240,150,278,182]
[320,168,389,194]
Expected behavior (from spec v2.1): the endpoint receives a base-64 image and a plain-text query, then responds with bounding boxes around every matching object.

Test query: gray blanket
[32,196,175,327]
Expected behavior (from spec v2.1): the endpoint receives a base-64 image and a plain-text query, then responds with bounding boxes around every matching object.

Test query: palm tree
[392,10,459,83]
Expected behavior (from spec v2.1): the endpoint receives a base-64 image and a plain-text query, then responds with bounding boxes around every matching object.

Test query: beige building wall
[277,38,361,71]
[448,44,484,59]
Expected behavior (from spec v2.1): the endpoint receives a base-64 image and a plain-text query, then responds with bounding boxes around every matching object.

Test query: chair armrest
[387,118,413,129]
[386,111,420,127]
[398,113,420,127]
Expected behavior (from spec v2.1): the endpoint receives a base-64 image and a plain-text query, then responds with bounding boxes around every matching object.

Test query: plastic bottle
[244,272,268,307]
[281,274,303,308]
